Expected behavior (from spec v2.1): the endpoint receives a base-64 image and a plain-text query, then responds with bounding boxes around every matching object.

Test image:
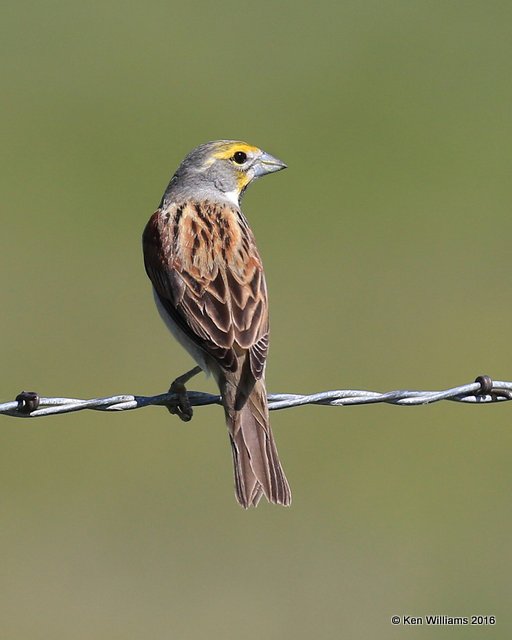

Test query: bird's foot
[168,380,193,422]
[166,366,202,422]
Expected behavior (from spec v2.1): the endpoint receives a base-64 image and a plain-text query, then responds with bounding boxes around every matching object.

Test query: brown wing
[142,200,269,377]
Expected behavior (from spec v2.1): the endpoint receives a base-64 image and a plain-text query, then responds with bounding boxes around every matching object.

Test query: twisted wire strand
[1,376,510,419]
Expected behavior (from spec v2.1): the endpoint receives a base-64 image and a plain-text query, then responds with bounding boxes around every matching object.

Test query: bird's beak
[252,151,288,178]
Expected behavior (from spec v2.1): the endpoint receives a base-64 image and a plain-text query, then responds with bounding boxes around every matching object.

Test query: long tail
[221,377,291,508]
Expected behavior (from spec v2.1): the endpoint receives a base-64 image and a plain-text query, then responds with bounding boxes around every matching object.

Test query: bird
[142,140,291,508]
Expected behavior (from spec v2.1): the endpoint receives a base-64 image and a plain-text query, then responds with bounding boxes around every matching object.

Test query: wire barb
[1,375,511,419]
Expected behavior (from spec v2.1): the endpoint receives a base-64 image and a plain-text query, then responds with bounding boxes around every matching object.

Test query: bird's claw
[167,381,193,422]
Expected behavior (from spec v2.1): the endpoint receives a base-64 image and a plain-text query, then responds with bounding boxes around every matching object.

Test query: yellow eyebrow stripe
[212,142,259,160]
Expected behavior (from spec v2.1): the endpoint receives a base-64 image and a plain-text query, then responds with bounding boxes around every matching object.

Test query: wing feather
[142,200,269,377]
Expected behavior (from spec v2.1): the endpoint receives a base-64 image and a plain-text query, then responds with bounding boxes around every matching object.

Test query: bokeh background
[2,1,511,637]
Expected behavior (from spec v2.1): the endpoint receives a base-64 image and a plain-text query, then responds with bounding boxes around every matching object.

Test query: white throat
[223,189,241,206]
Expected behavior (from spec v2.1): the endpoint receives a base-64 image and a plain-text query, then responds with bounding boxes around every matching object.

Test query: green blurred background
[1,1,511,637]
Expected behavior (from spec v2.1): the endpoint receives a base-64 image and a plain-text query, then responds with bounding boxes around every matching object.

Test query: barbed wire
[0,375,510,419]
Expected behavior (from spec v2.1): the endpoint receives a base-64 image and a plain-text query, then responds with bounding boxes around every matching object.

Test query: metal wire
[1,375,510,419]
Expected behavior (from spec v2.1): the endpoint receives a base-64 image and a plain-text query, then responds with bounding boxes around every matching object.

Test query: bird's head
[170,140,287,205]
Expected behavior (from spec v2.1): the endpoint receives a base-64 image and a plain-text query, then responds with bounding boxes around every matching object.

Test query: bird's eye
[232,151,247,164]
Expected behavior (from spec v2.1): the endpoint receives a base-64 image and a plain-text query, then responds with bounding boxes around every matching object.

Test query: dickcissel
[142,140,291,508]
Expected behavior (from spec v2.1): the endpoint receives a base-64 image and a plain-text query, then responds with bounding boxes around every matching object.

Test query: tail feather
[229,434,264,507]
[223,378,291,508]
